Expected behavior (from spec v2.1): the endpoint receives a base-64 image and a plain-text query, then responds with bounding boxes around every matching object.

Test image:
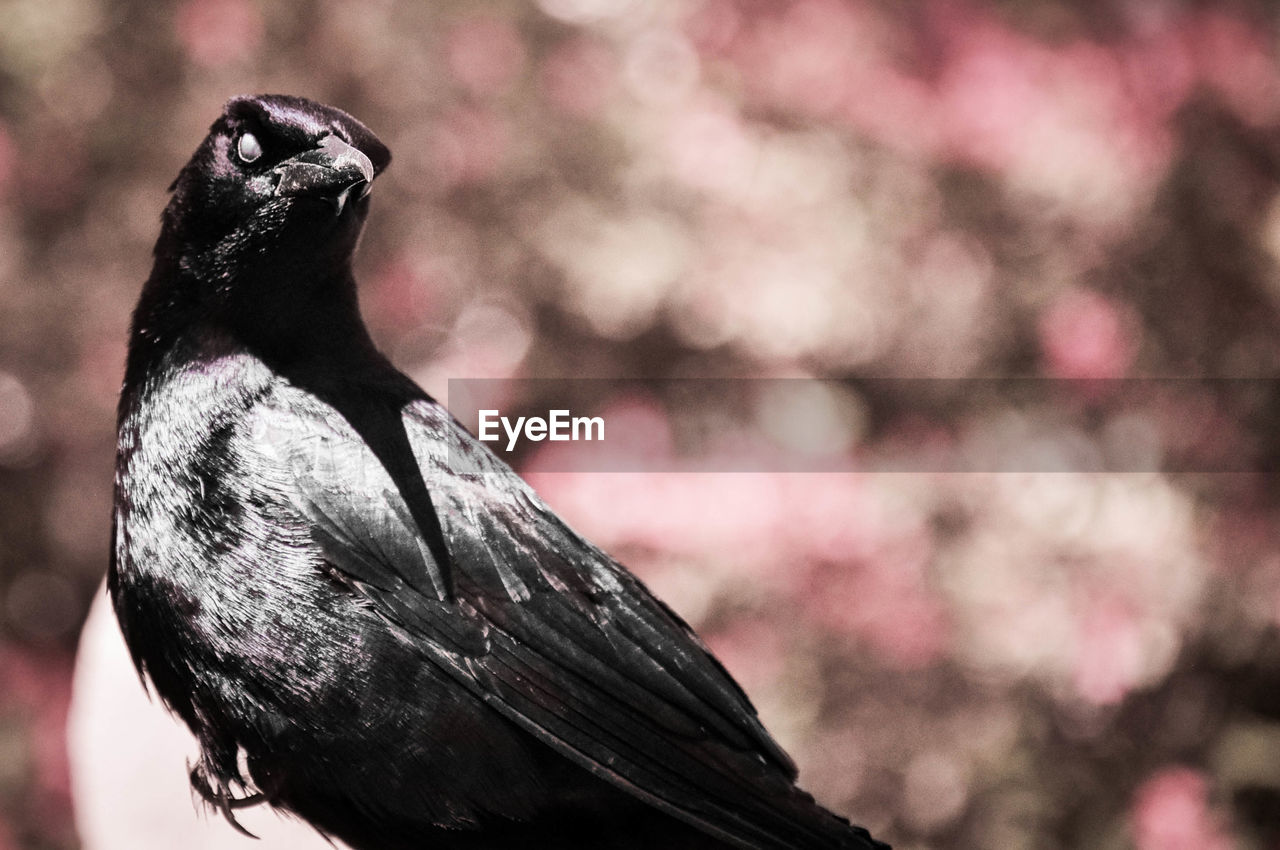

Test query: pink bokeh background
[3,0,1280,847]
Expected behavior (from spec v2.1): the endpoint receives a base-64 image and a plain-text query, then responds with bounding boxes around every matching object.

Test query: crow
[110,94,889,850]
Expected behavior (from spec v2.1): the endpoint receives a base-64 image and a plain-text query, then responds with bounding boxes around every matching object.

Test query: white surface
[68,587,341,850]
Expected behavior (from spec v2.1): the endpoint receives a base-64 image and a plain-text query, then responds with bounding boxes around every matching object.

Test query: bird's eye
[236,132,263,164]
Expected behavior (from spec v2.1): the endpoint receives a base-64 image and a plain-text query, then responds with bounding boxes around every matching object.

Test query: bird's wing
[249,386,880,850]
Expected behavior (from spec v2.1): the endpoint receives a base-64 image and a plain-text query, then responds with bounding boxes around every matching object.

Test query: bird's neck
[125,256,387,393]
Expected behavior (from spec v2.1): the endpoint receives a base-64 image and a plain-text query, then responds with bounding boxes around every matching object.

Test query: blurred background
[4,0,1280,847]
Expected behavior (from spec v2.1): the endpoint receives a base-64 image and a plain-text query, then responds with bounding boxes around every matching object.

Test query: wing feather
[247,387,882,850]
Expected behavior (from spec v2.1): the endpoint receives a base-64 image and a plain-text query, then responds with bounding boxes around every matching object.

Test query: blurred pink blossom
[934,13,1051,168]
[1039,290,1137,380]
[0,645,74,840]
[175,0,263,67]
[783,475,880,565]
[662,101,756,194]
[531,471,787,572]
[739,0,874,120]
[686,0,742,56]
[809,552,947,670]
[0,645,70,714]
[710,0,1278,206]
[17,132,87,213]
[1121,25,1196,124]
[540,38,618,117]
[366,259,440,334]
[429,107,509,187]
[1131,767,1232,850]
[1206,511,1276,576]
[78,336,129,413]
[0,123,13,196]
[1188,11,1280,127]
[928,7,1177,196]
[703,619,785,695]
[1071,593,1144,705]
[447,16,527,98]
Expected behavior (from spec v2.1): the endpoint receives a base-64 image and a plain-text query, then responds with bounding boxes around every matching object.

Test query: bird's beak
[274,134,376,215]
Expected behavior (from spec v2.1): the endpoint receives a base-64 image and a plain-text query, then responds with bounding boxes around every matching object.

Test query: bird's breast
[112,352,358,710]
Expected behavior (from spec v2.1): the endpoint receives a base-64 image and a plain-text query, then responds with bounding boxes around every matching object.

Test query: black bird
[110,94,889,850]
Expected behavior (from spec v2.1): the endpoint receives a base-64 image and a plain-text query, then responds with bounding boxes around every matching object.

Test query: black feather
[110,94,889,850]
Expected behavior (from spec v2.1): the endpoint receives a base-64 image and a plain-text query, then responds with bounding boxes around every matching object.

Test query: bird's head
[157,94,391,287]
[135,95,393,367]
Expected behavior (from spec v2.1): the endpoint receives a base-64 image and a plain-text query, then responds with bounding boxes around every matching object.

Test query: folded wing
[248,386,883,850]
